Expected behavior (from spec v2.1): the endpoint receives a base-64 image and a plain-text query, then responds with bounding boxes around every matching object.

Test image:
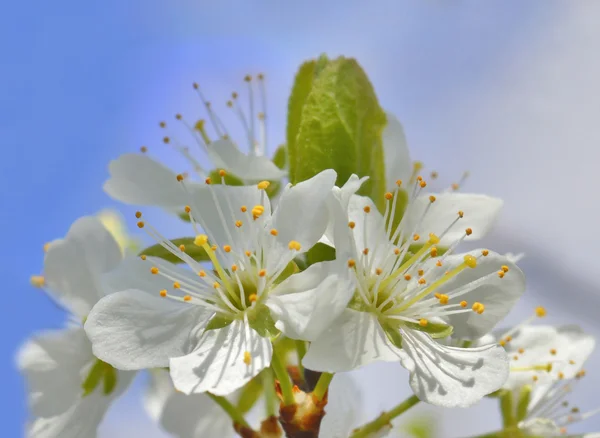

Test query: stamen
[30,275,45,288]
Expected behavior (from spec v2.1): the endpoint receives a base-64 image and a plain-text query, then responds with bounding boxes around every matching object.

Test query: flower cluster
[19,65,600,438]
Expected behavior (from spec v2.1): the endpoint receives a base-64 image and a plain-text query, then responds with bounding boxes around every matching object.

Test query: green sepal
[139,237,210,264]
[274,260,300,285]
[272,145,287,170]
[306,242,336,266]
[403,321,454,339]
[516,385,532,423]
[236,371,265,414]
[500,390,516,428]
[204,314,234,332]
[82,359,106,397]
[381,321,404,349]
[103,366,117,395]
[249,304,279,339]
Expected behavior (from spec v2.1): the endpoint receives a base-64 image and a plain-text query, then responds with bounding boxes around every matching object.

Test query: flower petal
[519,418,561,436]
[429,250,526,340]
[383,112,412,191]
[319,373,362,438]
[403,193,503,247]
[85,290,210,370]
[145,369,233,438]
[302,310,404,372]
[104,153,194,208]
[399,328,509,407]
[207,139,286,181]
[44,216,123,318]
[267,261,354,341]
[170,320,272,396]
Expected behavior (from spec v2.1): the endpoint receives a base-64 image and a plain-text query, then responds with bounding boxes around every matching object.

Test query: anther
[558,372,565,380]
[259,269,267,277]
[198,271,206,277]
[243,351,252,365]
[375,268,383,275]
[419,180,427,188]
[163,136,170,144]
[532,375,539,382]
[465,228,473,236]
[245,251,252,257]
[361,248,369,256]
[289,241,301,251]
[179,244,185,251]
[550,349,557,355]
[436,260,443,267]
[363,206,371,213]
[429,195,436,203]
[135,211,142,219]
[460,300,468,308]
[159,290,167,297]
[270,229,278,236]
[535,307,547,318]
[194,235,208,246]
[140,255,147,260]
[418,269,424,276]
[430,171,438,179]
[458,211,464,218]
[394,248,400,255]
[385,192,393,200]
[219,169,226,177]
[257,181,270,190]
[498,271,505,278]
[404,274,412,281]
[396,179,403,187]
[464,254,477,268]
[30,276,45,288]
[252,205,265,219]
[501,265,509,272]
[438,294,449,305]
[183,295,191,302]
[205,177,212,184]
[173,282,181,289]
[348,221,356,229]
[231,264,238,272]
[137,221,144,228]
[211,244,217,251]
[472,302,485,314]
[223,245,232,253]
[185,205,191,213]
[413,234,420,241]
[150,267,159,275]
[518,348,525,354]
[348,259,356,268]
[235,220,243,228]
[140,146,147,153]
[213,282,220,289]
[249,294,257,303]
[241,206,247,213]
[418,278,426,285]
[419,319,428,327]
[43,242,50,252]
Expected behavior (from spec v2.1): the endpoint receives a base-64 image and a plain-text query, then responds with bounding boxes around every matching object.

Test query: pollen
[558,372,565,380]
[245,250,252,257]
[535,306,547,318]
[513,356,519,360]
[419,180,427,188]
[159,290,167,297]
[163,136,170,144]
[173,282,181,289]
[404,274,412,281]
[243,351,252,365]
[219,169,227,177]
[223,245,232,253]
[394,248,400,255]
[43,242,50,252]
[375,268,383,275]
[252,205,265,219]
[150,267,159,275]
[460,300,468,308]
[235,220,243,228]
[430,247,438,257]
[498,271,505,279]
[285,239,302,252]
[430,171,438,179]
[505,336,512,342]
[438,294,449,305]
[198,270,206,277]
[396,179,403,187]
[429,195,436,203]
[413,234,420,241]
[30,275,45,288]
[418,278,426,285]
[501,265,509,273]
[348,221,356,229]
[140,255,147,260]
[465,228,473,236]
[464,254,477,268]
[348,259,356,268]
[385,192,393,200]
[213,282,220,289]
[363,206,371,213]
[270,229,278,236]
[481,249,489,256]
[362,248,369,255]
[257,181,270,190]
[184,205,191,214]
[176,174,184,182]
[231,264,238,272]
[550,348,557,355]
[205,177,212,184]
[135,211,142,218]
[211,244,217,251]
[458,210,464,218]
[436,260,443,267]
[179,244,185,251]
[419,319,428,327]
[418,269,424,276]
[241,206,247,213]
[472,302,485,314]
[259,269,267,277]
[137,221,145,228]
[183,295,192,302]
[518,348,525,354]
[194,234,208,246]
[532,375,539,382]
[140,146,147,153]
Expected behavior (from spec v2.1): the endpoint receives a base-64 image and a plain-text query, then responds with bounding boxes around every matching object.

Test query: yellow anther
[438,294,449,305]
[173,282,181,289]
[179,244,185,251]
[417,176,423,182]
[140,255,147,260]
[219,169,226,177]
[436,260,443,267]
[348,259,356,268]
[513,355,519,361]
[532,375,539,382]
[159,290,167,297]
[211,244,217,251]
[235,220,243,228]
[241,205,247,213]
[288,241,301,251]
[394,248,400,255]
[137,221,145,228]
[362,248,369,256]
[535,306,547,318]
[252,205,265,219]
[175,113,182,120]
[465,228,473,236]
[458,210,464,218]
[481,249,489,256]
[428,233,440,244]
[395,179,403,187]
[464,254,477,268]
[385,192,393,200]
[419,319,428,327]
[231,264,238,272]
[501,265,509,273]
[151,267,159,275]
[257,181,270,190]
[558,372,565,380]
[498,271,505,279]
[404,274,412,281]
[550,348,557,355]
[205,177,212,184]
[198,271,206,277]
[460,300,468,308]
[499,340,506,347]
[429,195,436,203]
[185,205,191,213]
[135,211,142,218]
[418,269,424,276]
[213,282,220,289]
[43,242,50,252]
[176,174,184,182]
[430,171,439,179]
[472,302,484,314]
[223,245,232,253]
[348,221,356,229]
[418,278,426,285]
[375,268,383,275]
[518,348,525,354]
[183,295,191,302]
[505,336,512,342]
[163,136,170,143]
[245,250,252,257]
[270,229,278,236]
[569,360,576,365]
[259,269,267,277]
[413,234,420,241]
[576,370,586,379]
[30,275,45,288]
[140,146,148,153]
[244,74,252,82]
[249,294,258,303]
[419,180,427,188]
[194,235,208,246]
[243,351,252,365]
[363,206,371,213]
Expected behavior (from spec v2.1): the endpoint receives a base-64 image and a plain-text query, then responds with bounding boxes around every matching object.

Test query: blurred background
[2,0,600,436]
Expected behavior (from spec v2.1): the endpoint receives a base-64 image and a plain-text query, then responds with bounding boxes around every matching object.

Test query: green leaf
[249,304,279,338]
[205,314,234,332]
[403,320,454,339]
[287,55,387,210]
[306,242,336,266]
[272,144,287,170]
[381,321,403,349]
[236,371,264,414]
[139,237,210,264]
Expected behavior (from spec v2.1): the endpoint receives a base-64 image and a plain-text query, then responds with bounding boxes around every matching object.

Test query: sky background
[3,1,600,437]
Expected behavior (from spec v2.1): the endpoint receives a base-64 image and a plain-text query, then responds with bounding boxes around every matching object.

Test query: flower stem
[262,368,278,417]
[313,372,334,401]
[350,395,420,438]
[271,347,295,406]
[296,340,307,383]
[207,392,250,428]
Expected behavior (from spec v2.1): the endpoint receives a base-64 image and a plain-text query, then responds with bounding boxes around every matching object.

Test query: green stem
[500,391,515,428]
[262,368,278,417]
[350,395,420,438]
[271,347,295,406]
[313,372,334,401]
[207,393,250,428]
[296,340,307,383]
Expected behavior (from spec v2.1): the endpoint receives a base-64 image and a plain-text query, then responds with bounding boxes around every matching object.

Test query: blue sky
[6,1,600,436]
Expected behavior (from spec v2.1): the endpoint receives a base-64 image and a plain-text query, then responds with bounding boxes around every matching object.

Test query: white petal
[383,112,412,190]
[267,261,354,341]
[270,169,337,254]
[104,153,195,208]
[303,310,404,372]
[207,139,286,181]
[170,320,272,396]
[319,373,362,438]
[85,290,210,370]
[429,250,526,340]
[403,192,503,247]
[399,328,509,407]
[145,370,233,438]
[519,418,561,436]
[44,217,122,318]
